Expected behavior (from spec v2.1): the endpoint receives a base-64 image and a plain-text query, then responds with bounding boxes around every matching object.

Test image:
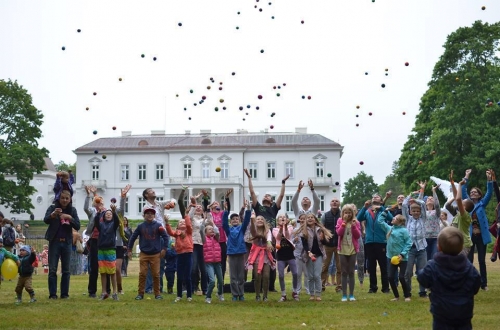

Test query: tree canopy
[379,162,405,206]
[396,21,500,196]
[0,79,49,213]
[55,160,76,178]
[342,171,379,208]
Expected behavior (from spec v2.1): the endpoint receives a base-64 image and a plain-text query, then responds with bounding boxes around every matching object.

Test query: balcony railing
[81,180,108,188]
[167,176,242,185]
[308,177,335,186]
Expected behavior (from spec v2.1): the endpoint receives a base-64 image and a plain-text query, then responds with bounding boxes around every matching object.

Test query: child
[378,212,412,302]
[53,170,75,202]
[335,204,361,302]
[93,205,120,301]
[272,213,298,302]
[417,227,481,330]
[224,200,251,301]
[15,245,37,303]
[0,237,20,287]
[127,207,169,300]
[203,223,223,303]
[418,182,442,260]
[41,244,49,274]
[449,170,475,255]
[32,247,39,275]
[247,215,276,302]
[165,241,177,294]
[439,212,449,231]
[165,211,193,302]
[295,213,332,301]
[291,214,309,295]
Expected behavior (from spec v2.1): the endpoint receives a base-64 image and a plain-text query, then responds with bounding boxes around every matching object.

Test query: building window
[124,197,129,214]
[138,164,147,181]
[202,163,210,179]
[156,196,164,202]
[319,195,325,212]
[267,162,276,179]
[248,162,258,179]
[91,165,99,180]
[121,165,129,181]
[285,162,294,178]
[316,162,324,178]
[156,164,164,180]
[285,195,293,212]
[138,197,146,214]
[220,163,229,179]
[184,163,192,178]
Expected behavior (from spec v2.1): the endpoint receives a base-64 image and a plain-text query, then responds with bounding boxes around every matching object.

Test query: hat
[143,207,156,215]
[20,245,31,254]
[229,213,240,220]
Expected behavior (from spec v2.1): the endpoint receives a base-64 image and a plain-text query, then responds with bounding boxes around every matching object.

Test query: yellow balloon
[391,256,400,265]
[1,258,18,280]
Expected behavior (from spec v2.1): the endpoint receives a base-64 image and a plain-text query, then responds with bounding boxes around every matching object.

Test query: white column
[211,188,216,203]
[233,186,240,211]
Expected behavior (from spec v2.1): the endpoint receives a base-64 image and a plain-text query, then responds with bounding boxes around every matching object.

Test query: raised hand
[110,204,117,213]
[385,190,392,198]
[121,184,132,197]
[89,186,97,194]
[417,181,427,190]
[490,169,496,181]
[364,200,371,208]
[297,180,305,191]
[201,189,208,196]
[449,170,454,183]
[84,185,90,195]
[486,170,492,181]
[243,168,251,178]
[282,174,291,182]
[432,184,440,192]
[225,189,233,197]
[308,179,314,189]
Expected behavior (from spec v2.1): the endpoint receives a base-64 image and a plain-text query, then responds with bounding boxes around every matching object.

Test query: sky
[1,0,499,188]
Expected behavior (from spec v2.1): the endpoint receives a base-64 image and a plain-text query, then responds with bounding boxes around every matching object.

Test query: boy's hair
[229,213,240,220]
[410,202,421,210]
[463,199,474,212]
[59,171,69,177]
[438,227,464,256]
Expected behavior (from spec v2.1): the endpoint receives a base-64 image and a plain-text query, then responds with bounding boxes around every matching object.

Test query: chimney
[185,130,191,135]
[295,127,307,134]
[200,129,211,135]
[151,130,165,135]
[122,131,132,137]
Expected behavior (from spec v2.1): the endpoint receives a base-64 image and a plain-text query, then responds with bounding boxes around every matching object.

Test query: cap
[20,245,31,254]
[143,207,156,215]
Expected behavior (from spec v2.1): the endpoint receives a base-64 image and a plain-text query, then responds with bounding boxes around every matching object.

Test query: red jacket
[204,234,221,263]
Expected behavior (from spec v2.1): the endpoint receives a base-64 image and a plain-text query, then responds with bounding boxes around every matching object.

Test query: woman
[14,224,26,256]
[121,217,133,277]
[70,228,83,275]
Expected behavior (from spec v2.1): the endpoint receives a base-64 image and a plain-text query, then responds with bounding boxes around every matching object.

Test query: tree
[379,162,405,206]
[342,171,379,208]
[0,79,49,213]
[396,21,500,195]
[55,161,76,179]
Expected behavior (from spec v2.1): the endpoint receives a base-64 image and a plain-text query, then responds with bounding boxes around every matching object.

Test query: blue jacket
[128,221,169,255]
[223,209,251,255]
[93,211,120,249]
[165,247,177,272]
[357,205,392,244]
[53,173,75,201]
[378,211,412,261]
[18,252,36,277]
[417,252,480,326]
[462,179,492,245]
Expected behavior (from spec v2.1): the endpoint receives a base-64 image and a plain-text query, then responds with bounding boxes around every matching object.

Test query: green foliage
[342,171,379,208]
[379,161,405,205]
[396,21,500,196]
[55,160,77,179]
[0,79,49,213]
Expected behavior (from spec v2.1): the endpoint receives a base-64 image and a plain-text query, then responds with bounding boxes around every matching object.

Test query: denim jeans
[205,262,223,298]
[387,259,410,298]
[468,234,487,288]
[306,255,323,296]
[191,244,207,292]
[146,258,165,292]
[48,240,72,298]
[405,247,427,296]
[426,238,438,261]
[176,252,193,298]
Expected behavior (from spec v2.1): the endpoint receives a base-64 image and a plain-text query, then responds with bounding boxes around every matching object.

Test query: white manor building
[70,127,343,220]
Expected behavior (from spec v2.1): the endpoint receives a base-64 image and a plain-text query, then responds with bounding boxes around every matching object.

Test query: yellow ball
[391,256,400,265]
[215,167,221,172]
[1,258,18,280]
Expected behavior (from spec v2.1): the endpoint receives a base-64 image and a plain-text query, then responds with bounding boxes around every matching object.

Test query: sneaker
[382,289,391,294]
[155,295,163,300]
[292,292,299,301]
[49,295,58,300]
[341,296,348,302]
[118,290,125,295]
[309,296,316,301]
[315,296,322,301]
[482,286,489,291]
[135,295,144,300]
[491,255,497,262]
[419,293,428,298]
[30,296,37,303]
[391,297,399,302]
[89,293,97,298]
[256,296,261,301]
[112,293,119,301]
[263,297,268,302]
[187,297,192,302]
[232,295,238,301]
[238,295,243,301]
[278,295,287,302]
[167,288,173,294]
[60,296,69,300]
[349,295,356,301]
[99,293,109,300]
[174,297,181,302]
[368,289,377,294]
[404,297,411,302]
[335,286,342,293]
[15,297,22,304]
[205,298,211,304]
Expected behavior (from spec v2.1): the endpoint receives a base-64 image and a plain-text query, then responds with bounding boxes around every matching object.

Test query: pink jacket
[211,211,227,243]
[335,218,361,253]
[204,234,221,263]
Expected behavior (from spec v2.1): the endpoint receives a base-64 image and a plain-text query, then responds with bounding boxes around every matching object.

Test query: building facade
[73,128,343,220]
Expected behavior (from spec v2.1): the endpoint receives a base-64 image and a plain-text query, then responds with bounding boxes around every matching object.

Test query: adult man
[291,180,320,219]
[321,197,341,292]
[244,168,289,291]
[357,192,393,294]
[389,195,405,217]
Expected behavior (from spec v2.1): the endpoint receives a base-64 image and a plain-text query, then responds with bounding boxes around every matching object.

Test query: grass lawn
[0,256,498,329]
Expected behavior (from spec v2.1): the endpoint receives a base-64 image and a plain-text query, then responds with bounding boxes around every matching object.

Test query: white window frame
[138,197,146,214]
[220,163,229,179]
[184,163,192,179]
[285,162,294,179]
[319,195,325,212]
[124,197,129,214]
[202,163,210,179]
[138,164,147,181]
[91,165,100,180]
[248,162,258,180]
[155,164,164,181]
[267,162,276,179]
[120,164,129,181]
[285,195,293,212]
[315,161,324,178]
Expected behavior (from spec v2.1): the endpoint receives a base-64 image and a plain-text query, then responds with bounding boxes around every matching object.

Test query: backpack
[2,226,15,247]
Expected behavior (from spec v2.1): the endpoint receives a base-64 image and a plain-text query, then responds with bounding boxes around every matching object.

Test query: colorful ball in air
[455,77,459,81]
[356,124,359,127]
[270,125,274,129]
[190,89,194,93]
[62,46,66,51]
[86,107,89,111]
[77,29,81,33]
[381,84,385,88]
[178,22,182,26]
[359,161,364,165]
[260,49,264,53]
[112,126,116,130]
[308,96,311,100]
[405,62,409,66]
[93,130,97,135]
[391,256,400,265]
[223,107,227,110]
[256,106,260,110]
[214,107,219,112]
[369,112,373,116]
[93,92,97,96]
[219,87,223,90]
[153,57,157,61]
[215,167,221,172]
[302,95,305,99]
[202,96,206,100]
[102,155,107,160]
[482,6,485,10]
[94,150,99,154]
[247,105,251,108]
[301,20,304,24]
[327,173,332,178]
[419,160,423,165]
[119,78,122,81]
[276,93,280,97]
[332,189,337,193]
[141,54,145,58]
[402,111,406,115]
[365,72,368,75]
[356,105,360,109]
[232,72,236,75]
[188,117,192,120]
[385,68,389,72]
[239,106,243,110]
[219,99,224,103]
[258,95,263,100]
[1,259,18,280]
[335,182,340,186]
[236,26,239,30]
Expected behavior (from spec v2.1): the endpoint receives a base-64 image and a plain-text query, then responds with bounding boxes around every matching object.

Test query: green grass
[0,257,499,329]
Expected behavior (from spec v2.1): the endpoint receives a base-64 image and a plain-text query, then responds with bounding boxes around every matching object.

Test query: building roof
[43,158,56,172]
[74,129,343,153]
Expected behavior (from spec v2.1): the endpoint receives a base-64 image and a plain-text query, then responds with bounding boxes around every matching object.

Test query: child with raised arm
[224,199,251,301]
[292,214,310,295]
[378,211,412,302]
[53,170,75,202]
[450,170,475,255]
[0,237,20,288]
[417,227,481,330]
[418,182,442,260]
[15,245,37,304]
[203,222,222,304]
[273,213,298,302]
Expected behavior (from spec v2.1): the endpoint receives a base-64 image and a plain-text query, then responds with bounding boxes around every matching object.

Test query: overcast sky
[1,0,499,188]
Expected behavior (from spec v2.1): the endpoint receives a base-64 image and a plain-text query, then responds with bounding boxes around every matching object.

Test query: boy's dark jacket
[18,252,36,276]
[417,252,481,325]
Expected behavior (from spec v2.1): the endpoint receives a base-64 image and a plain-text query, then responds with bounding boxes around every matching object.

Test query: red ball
[301,20,304,24]
[369,112,373,116]
[402,111,406,115]
[202,96,206,100]
[405,62,409,66]
[359,161,364,165]
[270,125,274,129]
[112,126,116,130]
[356,123,359,127]
[93,92,97,96]
[307,96,311,100]
[258,95,263,99]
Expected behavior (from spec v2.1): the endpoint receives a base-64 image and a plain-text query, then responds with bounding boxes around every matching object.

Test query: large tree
[379,162,405,206]
[55,160,76,179]
[0,79,49,213]
[342,171,379,208]
[396,21,500,195]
